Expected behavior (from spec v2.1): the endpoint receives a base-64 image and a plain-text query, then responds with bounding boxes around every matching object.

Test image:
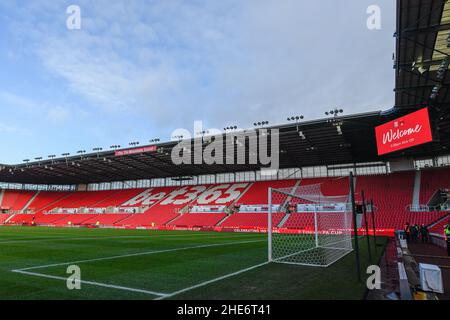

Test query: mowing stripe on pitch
[13,239,265,271]
[12,239,266,297]
[0,231,262,245]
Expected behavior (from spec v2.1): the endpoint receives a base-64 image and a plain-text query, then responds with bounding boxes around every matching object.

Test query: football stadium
[1,0,450,308]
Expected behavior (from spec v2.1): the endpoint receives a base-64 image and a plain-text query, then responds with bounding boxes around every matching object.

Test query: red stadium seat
[3,170,450,232]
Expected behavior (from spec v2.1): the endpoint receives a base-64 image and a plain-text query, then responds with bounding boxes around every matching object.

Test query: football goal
[268,183,353,267]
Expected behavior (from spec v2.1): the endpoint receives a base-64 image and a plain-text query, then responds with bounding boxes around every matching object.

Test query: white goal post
[268,184,353,267]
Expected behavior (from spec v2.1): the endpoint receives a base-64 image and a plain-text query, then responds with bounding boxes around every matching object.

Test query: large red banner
[375,107,433,156]
[115,145,157,157]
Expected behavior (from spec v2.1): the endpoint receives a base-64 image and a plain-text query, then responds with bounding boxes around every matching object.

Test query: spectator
[404,222,411,242]
[419,224,429,243]
[410,224,418,243]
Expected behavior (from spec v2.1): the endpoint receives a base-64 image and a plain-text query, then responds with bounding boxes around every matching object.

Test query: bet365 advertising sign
[375,107,433,156]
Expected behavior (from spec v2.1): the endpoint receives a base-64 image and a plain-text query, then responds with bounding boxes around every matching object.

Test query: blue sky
[0,0,396,164]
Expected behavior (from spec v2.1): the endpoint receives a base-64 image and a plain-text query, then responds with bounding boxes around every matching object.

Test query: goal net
[268,183,353,267]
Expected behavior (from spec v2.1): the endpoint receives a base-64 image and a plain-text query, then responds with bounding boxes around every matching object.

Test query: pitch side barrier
[1,221,395,236]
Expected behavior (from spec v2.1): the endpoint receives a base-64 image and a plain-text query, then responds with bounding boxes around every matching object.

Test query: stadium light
[171,135,183,141]
[35,157,42,161]
[23,159,30,163]
[287,116,304,122]
[93,147,103,158]
[149,138,160,143]
[110,145,121,149]
[253,121,269,127]
[224,125,238,132]
[62,153,70,157]
[196,130,209,137]
[129,142,139,146]
[325,108,344,118]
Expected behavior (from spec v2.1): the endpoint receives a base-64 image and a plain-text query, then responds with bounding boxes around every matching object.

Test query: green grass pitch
[0,226,386,300]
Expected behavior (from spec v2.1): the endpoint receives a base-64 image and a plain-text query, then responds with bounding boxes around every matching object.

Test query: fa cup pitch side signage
[375,107,433,156]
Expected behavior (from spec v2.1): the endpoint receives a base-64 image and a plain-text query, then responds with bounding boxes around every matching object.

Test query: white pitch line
[155,261,270,300]
[14,239,265,271]
[11,269,168,297]
[156,237,357,299]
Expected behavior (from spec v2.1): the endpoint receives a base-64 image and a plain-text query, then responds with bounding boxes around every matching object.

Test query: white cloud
[7,0,396,132]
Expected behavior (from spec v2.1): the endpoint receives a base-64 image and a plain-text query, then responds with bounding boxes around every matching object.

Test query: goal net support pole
[349,171,361,282]
[268,187,273,262]
[314,209,319,248]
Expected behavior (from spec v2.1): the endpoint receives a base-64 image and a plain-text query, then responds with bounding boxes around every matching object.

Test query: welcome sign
[375,108,433,156]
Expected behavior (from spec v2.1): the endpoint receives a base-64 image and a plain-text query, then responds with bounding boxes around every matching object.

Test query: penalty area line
[11,269,168,297]
[11,239,266,299]
[155,261,269,300]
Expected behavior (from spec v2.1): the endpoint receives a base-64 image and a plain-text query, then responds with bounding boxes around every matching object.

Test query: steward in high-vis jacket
[444,221,450,256]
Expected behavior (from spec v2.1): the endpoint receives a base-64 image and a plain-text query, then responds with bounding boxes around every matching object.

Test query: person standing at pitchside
[444,220,450,256]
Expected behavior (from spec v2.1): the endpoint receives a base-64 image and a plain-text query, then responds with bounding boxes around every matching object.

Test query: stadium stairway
[1,190,36,212]
[3,213,15,224]
[87,190,122,207]
[215,213,231,226]
[277,213,291,227]
[280,180,302,211]
[28,191,74,213]
[0,189,4,208]
[0,214,9,224]
[412,171,421,208]
[21,191,40,213]
[420,168,450,205]
[225,182,254,210]
[428,212,450,234]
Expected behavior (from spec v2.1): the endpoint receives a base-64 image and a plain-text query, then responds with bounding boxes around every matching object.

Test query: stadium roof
[0,111,384,185]
[392,0,450,152]
[1,0,450,185]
